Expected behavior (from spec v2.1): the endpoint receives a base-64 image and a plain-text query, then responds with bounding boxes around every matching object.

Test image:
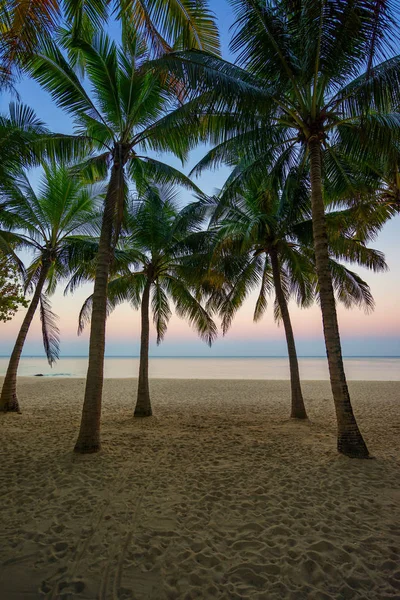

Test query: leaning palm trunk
[0,261,50,412]
[308,137,369,457]
[135,280,152,417]
[74,165,124,453]
[269,247,308,419]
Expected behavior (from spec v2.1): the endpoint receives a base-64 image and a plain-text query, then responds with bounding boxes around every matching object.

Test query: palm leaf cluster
[78,185,217,347]
[0,0,220,88]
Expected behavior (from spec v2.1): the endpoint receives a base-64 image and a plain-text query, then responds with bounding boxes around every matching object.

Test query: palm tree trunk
[0,261,50,412]
[308,136,369,457]
[134,280,152,417]
[74,165,123,453]
[269,247,307,419]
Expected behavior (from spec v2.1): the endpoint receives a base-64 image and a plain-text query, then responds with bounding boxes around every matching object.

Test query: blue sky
[0,0,399,357]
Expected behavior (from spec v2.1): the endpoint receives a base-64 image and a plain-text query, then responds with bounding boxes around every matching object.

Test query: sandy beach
[0,377,399,600]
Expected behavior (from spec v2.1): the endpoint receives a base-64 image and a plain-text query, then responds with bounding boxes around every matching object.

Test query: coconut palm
[206,169,388,421]
[153,0,400,456]
[29,32,204,452]
[208,175,313,420]
[0,164,99,413]
[77,185,217,417]
[0,0,219,88]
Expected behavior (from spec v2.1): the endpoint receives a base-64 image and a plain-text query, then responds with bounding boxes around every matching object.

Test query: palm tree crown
[104,186,216,344]
[5,165,99,304]
[31,32,200,200]
[209,178,387,332]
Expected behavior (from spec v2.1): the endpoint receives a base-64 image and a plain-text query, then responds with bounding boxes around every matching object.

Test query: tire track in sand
[98,447,166,600]
[43,450,145,600]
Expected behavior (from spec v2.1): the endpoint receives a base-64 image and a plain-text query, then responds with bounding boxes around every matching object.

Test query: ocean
[0,356,399,380]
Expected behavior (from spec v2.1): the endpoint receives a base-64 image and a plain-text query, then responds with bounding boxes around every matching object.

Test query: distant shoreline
[5,377,400,383]
[0,355,399,359]
[0,356,399,381]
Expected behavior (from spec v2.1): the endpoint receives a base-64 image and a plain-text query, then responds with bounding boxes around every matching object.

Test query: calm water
[0,356,398,380]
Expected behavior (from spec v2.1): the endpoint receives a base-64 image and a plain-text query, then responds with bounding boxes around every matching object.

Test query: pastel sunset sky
[0,0,399,357]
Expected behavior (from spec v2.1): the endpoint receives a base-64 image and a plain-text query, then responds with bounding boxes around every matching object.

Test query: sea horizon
[1,354,399,359]
[0,355,399,380]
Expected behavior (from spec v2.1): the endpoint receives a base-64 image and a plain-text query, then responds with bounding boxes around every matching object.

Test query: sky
[0,0,399,358]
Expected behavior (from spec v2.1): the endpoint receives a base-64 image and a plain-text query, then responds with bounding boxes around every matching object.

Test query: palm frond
[121,0,220,55]
[28,37,108,128]
[77,292,117,335]
[164,274,217,346]
[39,294,60,366]
[72,33,123,130]
[130,157,202,195]
[253,256,273,322]
[329,260,375,313]
[151,281,171,344]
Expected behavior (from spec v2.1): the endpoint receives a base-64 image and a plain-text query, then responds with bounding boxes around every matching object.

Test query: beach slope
[0,378,399,599]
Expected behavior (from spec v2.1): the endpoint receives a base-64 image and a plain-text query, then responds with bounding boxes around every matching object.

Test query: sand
[0,378,399,600]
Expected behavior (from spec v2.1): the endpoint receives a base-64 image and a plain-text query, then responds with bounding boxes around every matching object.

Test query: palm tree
[209,175,313,420]
[0,164,99,413]
[29,32,205,452]
[153,0,400,456]
[78,185,217,417]
[207,171,387,421]
[0,0,219,88]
